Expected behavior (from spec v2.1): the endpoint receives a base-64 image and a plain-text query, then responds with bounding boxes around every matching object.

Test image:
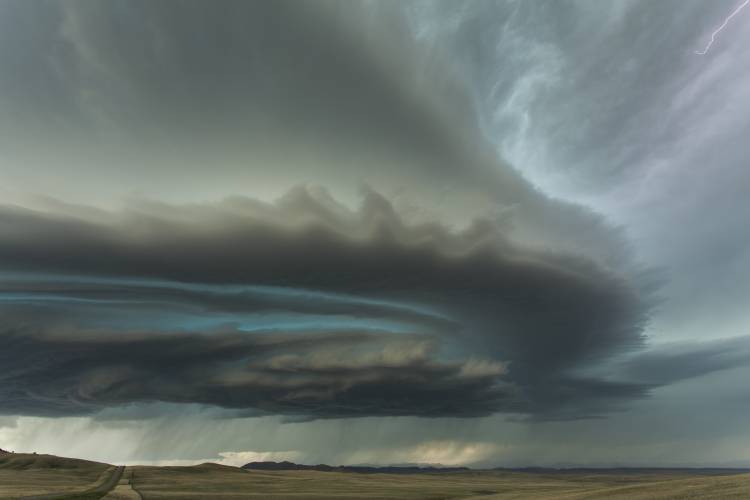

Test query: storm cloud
[5,0,746,467]
[0,186,650,419]
[0,327,513,418]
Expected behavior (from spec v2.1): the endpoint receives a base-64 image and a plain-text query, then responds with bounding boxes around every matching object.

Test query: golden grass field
[3,453,750,499]
[129,463,750,500]
[0,452,114,499]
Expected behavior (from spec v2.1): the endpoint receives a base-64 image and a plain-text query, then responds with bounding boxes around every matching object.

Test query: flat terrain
[129,464,750,499]
[3,453,750,499]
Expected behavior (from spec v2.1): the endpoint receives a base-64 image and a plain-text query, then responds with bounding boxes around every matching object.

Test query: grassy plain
[0,453,113,499]
[129,463,750,500]
[4,453,750,499]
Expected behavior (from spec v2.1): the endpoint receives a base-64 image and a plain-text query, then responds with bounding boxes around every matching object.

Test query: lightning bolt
[695,0,750,55]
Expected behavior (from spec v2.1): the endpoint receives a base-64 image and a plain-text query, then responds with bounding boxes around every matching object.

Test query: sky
[1,0,749,467]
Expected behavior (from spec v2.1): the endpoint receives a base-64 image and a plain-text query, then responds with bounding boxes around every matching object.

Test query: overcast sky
[1,0,749,467]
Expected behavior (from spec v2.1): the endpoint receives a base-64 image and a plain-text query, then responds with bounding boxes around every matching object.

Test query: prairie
[0,452,114,499]
[129,464,750,500]
[3,453,750,500]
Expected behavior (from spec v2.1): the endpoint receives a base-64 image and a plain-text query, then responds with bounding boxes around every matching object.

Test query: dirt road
[18,466,125,500]
[100,467,142,499]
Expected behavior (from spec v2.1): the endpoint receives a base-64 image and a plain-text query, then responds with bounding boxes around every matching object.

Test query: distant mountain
[243,461,750,476]
[242,461,469,474]
[495,466,750,475]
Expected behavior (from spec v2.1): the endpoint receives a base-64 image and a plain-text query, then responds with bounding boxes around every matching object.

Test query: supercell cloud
[0,0,655,422]
[1,0,749,467]
[0,186,648,419]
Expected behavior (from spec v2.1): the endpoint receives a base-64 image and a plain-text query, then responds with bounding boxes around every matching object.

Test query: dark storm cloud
[0,327,511,418]
[0,0,636,274]
[0,187,651,419]
[0,272,453,332]
[1,0,747,467]
[0,0,657,422]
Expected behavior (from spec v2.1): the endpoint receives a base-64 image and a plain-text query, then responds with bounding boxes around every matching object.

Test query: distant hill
[243,461,750,476]
[0,452,110,471]
[154,462,248,475]
[242,461,469,474]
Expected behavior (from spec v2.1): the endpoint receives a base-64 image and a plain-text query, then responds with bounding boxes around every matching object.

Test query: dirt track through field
[101,468,142,499]
[18,466,125,500]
